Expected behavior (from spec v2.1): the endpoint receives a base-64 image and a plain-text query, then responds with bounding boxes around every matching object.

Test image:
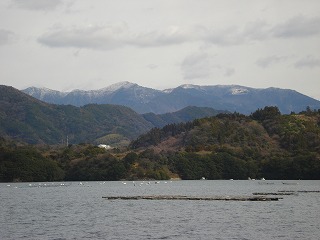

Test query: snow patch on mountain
[25,87,67,99]
[163,88,174,93]
[180,84,199,89]
[100,81,136,92]
[230,87,249,95]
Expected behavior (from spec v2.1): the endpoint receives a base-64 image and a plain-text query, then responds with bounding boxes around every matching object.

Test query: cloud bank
[37,16,320,51]
[1,0,319,100]
[294,55,320,69]
[272,16,320,38]
[38,24,195,50]
[256,55,291,68]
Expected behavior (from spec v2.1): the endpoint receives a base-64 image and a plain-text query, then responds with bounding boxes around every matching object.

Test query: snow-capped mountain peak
[23,87,67,99]
[180,84,199,89]
[101,81,136,92]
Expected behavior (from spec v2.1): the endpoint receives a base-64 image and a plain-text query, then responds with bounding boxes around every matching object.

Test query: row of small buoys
[121,181,172,187]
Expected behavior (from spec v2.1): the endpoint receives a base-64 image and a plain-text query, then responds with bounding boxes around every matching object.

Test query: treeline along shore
[1,107,320,182]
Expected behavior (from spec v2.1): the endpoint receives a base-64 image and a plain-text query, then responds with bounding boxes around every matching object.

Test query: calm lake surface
[1,180,320,240]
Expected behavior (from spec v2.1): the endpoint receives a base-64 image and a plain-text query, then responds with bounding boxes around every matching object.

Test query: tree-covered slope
[1,85,230,145]
[130,107,320,180]
[0,85,153,145]
[2,85,320,181]
[0,138,65,182]
[1,107,319,182]
[142,106,228,128]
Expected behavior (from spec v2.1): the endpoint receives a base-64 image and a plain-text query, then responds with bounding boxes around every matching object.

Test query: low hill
[142,106,228,128]
[132,107,320,155]
[130,107,320,180]
[1,107,319,181]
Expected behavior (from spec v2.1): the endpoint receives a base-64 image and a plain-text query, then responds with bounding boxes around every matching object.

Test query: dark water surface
[1,180,319,240]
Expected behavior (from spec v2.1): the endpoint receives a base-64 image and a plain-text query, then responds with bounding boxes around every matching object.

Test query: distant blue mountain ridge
[22,81,320,114]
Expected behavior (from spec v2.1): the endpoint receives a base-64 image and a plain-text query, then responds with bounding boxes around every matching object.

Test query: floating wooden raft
[254,190,320,196]
[297,190,320,193]
[102,195,281,201]
[252,192,297,196]
[278,190,320,193]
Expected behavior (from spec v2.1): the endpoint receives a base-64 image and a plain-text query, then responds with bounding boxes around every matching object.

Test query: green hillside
[142,106,228,128]
[130,107,320,180]
[0,86,227,146]
[1,85,319,181]
[0,85,153,145]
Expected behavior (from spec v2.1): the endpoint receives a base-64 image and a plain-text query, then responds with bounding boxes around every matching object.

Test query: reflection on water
[1,180,320,240]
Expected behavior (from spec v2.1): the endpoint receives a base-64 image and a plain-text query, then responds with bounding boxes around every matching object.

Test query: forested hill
[1,106,319,182]
[0,85,153,145]
[142,106,228,128]
[131,106,320,153]
[0,85,226,145]
[130,107,320,180]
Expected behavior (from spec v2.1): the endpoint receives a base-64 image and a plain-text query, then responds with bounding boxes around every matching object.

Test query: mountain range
[22,81,320,114]
[0,85,224,145]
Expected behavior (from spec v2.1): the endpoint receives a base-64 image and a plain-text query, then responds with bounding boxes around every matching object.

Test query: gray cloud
[256,55,291,68]
[243,20,270,41]
[294,55,320,69]
[11,0,62,11]
[272,16,320,38]
[203,21,270,46]
[38,23,260,50]
[38,24,128,50]
[38,24,193,50]
[205,16,320,46]
[127,26,195,47]
[205,26,245,46]
[38,15,320,51]
[0,29,15,46]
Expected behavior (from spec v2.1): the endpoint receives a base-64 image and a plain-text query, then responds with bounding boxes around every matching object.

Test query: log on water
[297,190,320,193]
[252,192,297,196]
[102,195,281,201]
[278,190,320,193]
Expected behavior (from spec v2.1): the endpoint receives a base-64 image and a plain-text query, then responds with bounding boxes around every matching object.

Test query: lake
[1,180,320,240]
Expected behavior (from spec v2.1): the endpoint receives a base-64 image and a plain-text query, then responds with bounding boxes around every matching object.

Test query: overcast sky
[1,0,320,99]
